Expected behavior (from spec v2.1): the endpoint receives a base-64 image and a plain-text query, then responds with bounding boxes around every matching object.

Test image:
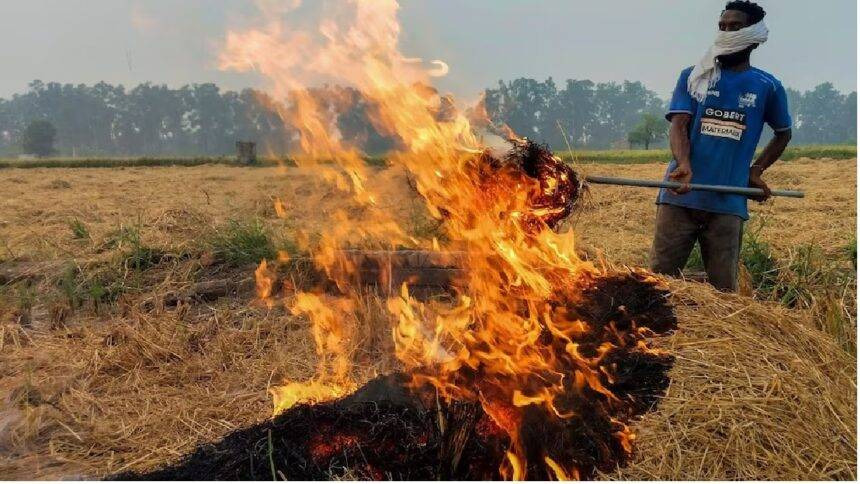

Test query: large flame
[221,1,641,479]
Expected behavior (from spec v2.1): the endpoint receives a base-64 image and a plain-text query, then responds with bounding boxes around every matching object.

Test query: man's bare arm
[668,113,693,194]
[749,129,792,201]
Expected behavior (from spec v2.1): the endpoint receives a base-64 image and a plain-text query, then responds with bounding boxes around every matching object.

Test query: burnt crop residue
[117,271,676,481]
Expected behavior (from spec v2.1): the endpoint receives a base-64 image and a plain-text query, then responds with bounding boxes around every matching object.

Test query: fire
[254,259,274,307]
[230,1,657,479]
[268,291,359,415]
[270,380,351,416]
[504,451,525,481]
[545,456,576,481]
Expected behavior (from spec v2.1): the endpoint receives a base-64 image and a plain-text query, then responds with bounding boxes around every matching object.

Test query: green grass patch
[103,225,165,272]
[777,144,857,161]
[769,245,851,308]
[685,244,705,271]
[770,243,856,354]
[68,218,90,240]
[558,144,856,165]
[207,219,279,267]
[843,237,856,269]
[55,262,128,312]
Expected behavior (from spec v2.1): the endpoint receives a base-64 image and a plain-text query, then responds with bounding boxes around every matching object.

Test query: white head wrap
[687,21,769,102]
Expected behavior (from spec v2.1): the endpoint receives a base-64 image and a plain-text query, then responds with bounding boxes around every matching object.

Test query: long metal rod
[585,175,805,198]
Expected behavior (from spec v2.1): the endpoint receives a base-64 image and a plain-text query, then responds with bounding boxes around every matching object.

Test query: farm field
[2,0,857,479]
[0,157,854,275]
[0,156,855,479]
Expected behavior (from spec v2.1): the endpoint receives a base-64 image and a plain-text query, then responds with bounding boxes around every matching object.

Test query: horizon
[0,0,855,101]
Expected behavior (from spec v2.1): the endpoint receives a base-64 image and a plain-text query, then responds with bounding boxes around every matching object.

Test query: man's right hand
[668,162,693,195]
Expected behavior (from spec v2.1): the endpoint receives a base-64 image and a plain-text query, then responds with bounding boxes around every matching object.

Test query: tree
[482,77,559,144]
[21,119,57,156]
[627,113,665,149]
[839,91,857,143]
[556,79,596,147]
[796,83,845,144]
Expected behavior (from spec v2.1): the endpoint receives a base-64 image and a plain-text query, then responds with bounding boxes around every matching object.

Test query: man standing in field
[651,0,792,291]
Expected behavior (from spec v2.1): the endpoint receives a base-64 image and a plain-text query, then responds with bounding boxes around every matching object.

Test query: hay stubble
[0,158,855,479]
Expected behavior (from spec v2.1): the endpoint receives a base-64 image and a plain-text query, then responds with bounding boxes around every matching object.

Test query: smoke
[130,2,160,34]
[255,0,303,17]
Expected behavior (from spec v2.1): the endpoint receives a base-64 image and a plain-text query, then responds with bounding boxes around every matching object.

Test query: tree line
[0,78,854,157]
[483,78,856,149]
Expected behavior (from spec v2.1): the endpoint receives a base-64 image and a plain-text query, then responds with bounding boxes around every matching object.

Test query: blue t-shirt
[657,66,792,219]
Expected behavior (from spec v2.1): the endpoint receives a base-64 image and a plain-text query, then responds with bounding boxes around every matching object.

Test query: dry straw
[613,279,856,480]
[0,160,855,479]
[0,273,855,479]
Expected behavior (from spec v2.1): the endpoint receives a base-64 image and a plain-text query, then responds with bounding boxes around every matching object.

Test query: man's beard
[717,45,756,68]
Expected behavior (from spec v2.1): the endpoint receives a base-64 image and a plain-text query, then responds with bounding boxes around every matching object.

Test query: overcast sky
[1,0,855,100]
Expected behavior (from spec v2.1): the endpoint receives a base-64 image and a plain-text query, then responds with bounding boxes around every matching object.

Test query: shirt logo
[707,90,720,97]
[700,107,747,141]
[739,92,757,108]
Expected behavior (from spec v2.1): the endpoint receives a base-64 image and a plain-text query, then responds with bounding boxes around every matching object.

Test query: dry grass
[0,164,412,262]
[0,272,398,479]
[612,280,856,480]
[1,275,853,480]
[0,158,856,479]
[0,158,852,262]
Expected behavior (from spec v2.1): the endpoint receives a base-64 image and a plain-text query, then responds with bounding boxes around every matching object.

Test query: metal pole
[585,175,805,199]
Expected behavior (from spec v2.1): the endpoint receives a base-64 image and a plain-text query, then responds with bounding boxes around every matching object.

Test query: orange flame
[544,456,572,481]
[254,259,275,307]
[268,292,359,415]
[504,451,525,481]
[223,1,643,478]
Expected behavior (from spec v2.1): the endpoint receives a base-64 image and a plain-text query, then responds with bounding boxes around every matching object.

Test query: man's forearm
[752,130,792,172]
[669,115,692,166]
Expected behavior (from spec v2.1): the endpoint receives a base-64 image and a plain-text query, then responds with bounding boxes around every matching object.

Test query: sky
[0,0,855,100]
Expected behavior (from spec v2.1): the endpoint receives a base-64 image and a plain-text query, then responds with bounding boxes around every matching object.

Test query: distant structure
[236,141,257,165]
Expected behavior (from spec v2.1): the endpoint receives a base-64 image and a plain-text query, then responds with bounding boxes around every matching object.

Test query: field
[0,154,856,478]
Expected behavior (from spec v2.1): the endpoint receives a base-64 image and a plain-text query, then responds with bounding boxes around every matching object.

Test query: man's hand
[668,162,693,195]
[748,165,771,202]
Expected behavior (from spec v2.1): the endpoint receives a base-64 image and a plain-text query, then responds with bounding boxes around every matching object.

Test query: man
[651,0,792,291]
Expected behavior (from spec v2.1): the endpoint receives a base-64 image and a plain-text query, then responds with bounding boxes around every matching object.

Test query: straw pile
[613,279,856,480]
[0,272,854,480]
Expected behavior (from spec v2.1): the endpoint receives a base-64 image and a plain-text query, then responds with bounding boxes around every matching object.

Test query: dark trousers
[650,204,744,291]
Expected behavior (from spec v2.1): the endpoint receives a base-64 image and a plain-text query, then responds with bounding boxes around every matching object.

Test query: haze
[0,0,855,99]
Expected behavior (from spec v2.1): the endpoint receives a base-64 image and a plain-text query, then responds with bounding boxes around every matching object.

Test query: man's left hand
[748,166,771,202]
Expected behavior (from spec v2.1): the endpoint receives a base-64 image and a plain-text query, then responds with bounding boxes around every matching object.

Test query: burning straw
[246,138,649,480]
[119,271,678,480]
[216,0,653,476]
